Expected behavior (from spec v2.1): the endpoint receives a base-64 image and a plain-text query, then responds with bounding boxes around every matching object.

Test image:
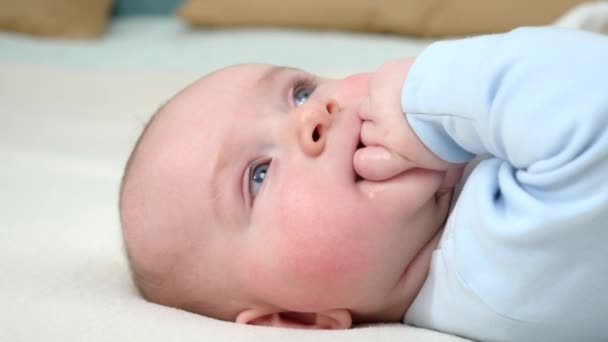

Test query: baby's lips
[354,145,417,181]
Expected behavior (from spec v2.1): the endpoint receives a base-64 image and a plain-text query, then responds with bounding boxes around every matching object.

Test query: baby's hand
[354,58,453,182]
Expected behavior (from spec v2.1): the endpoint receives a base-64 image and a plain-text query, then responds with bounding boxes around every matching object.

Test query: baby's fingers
[354,145,417,181]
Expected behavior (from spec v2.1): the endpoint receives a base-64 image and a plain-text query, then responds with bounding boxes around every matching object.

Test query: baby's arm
[402,27,608,340]
[404,27,608,166]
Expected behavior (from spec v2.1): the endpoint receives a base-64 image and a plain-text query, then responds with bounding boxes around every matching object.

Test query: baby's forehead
[159,64,271,119]
[180,63,294,100]
[135,62,294,196]
[191,63,276,91]
[155,63,289,137]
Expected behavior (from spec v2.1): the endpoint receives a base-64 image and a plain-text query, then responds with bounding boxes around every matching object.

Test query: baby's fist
[355,58,451,181]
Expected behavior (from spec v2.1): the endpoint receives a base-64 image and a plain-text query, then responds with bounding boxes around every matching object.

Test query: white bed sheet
[0,17,471,341]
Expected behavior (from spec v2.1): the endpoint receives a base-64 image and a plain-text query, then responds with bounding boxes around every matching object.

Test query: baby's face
[123,64,454,326]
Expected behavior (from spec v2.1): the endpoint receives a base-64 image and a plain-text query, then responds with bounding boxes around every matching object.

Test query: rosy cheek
[271,187,374,293]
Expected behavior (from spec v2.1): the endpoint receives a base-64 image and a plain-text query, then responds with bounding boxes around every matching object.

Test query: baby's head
[119,63,456,329]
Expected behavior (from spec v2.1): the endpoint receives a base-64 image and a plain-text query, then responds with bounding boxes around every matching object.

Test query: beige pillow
[0,0,113,38]
[178,0,589,37]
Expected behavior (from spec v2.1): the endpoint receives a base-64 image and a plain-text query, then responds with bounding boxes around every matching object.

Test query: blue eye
[293,87,313,107]
[249,160,270,197]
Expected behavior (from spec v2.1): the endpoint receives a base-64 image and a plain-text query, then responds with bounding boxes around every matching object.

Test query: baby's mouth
[354,141,365,182]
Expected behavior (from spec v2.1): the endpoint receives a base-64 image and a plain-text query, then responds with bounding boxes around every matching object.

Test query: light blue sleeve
[401,27,608,338]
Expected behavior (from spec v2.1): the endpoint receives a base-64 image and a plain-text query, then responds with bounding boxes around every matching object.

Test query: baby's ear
[236,308,352,329]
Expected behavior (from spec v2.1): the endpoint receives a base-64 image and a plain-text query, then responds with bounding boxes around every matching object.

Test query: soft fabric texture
[178,0,588,37]
[0,0,112,38]
[554,0,608,32]
[402,27,608,341]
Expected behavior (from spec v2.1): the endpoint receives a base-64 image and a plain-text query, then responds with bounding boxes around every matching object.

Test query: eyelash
[290,73,317,107]
[248,158,271,197]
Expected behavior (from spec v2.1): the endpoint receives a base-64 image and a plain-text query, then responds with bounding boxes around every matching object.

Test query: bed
[2,5,606,339]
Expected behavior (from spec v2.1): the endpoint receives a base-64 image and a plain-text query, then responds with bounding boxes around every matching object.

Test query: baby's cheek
[273,197,374,296]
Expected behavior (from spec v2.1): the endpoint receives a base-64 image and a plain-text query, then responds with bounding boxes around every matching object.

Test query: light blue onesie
[401,27,608,342]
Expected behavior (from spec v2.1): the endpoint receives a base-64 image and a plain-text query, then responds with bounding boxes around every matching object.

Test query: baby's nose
[296,100,338,157]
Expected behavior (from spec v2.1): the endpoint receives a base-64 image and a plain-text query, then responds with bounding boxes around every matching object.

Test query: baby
[119,27,608,341]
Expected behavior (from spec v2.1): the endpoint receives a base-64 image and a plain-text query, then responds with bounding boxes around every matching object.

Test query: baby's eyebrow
[255,66,299,89]
[210,141,242,230]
